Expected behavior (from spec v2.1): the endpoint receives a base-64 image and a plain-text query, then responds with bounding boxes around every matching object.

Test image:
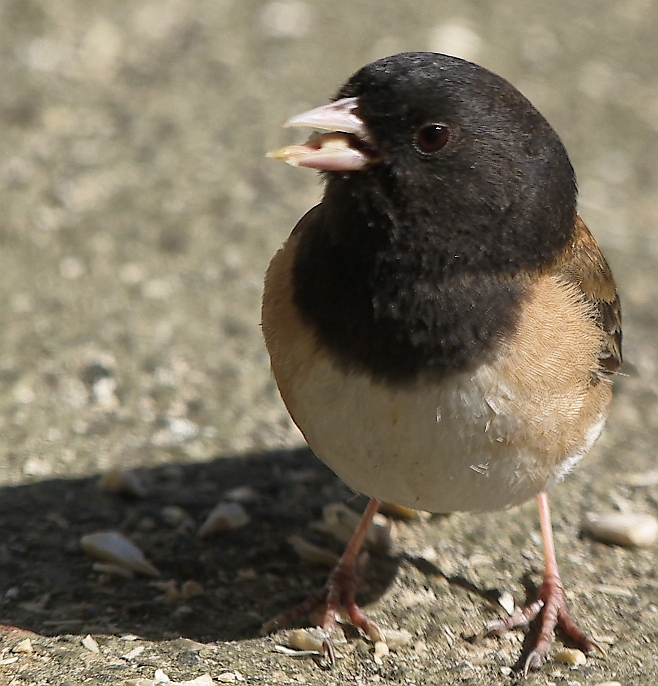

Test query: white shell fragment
[274,644,316,656]
[554,647,586,666]
[498,590,516,616]
[81,532,161,577]
[12,638,34,654]
[82,634,100,653]
[310,502,392,553]
[287,534,340,567]
[311,502,359,544]
[197,502,250,538]
[99,469,148,497]
[582,511,658,547]
[288,628,325,653]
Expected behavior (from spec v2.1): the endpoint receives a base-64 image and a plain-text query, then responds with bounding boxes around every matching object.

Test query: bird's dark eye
[415,124,450,153]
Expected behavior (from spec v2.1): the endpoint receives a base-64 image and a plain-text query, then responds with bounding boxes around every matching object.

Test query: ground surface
[1,1,658,685]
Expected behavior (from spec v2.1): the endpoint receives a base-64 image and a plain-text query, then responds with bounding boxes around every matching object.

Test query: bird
[261,52,622,672]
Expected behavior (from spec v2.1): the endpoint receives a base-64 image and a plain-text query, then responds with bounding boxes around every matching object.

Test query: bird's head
[269,52,576,273]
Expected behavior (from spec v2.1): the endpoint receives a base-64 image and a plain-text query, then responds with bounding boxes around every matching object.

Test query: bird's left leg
[262,498,383,662]
[480,492,604,674]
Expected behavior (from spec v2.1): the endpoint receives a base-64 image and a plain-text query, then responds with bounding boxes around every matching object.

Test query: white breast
[286,357,587,512]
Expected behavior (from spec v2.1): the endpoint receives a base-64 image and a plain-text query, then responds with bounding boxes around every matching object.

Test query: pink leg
[482,492,604,674]
[262,498,383,662]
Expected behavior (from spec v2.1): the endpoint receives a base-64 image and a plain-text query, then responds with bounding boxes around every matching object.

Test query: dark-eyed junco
[262,52,621,672]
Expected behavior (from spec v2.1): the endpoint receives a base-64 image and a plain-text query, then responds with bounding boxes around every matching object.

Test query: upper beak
[267,97,378,171]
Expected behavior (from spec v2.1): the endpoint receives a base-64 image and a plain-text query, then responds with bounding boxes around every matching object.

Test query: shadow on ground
[0,447,400,643]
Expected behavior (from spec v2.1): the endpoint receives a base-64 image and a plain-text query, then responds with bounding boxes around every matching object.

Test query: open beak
[267,97,378,171]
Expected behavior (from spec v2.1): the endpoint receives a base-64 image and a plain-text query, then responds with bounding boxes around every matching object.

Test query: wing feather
[554,215,622,375]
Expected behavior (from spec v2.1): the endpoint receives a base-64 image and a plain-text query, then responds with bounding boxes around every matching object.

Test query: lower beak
[267,97,378,172]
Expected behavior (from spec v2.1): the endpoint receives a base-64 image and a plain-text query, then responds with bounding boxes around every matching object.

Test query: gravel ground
[1,1,658,684]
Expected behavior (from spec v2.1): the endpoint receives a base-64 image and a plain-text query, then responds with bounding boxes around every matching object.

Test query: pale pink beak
[267,97,378,171]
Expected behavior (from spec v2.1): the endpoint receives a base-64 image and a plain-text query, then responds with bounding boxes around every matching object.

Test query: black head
[331,51,576,273]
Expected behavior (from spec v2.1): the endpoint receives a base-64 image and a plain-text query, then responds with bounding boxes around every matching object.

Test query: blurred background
[1,0,657,485]
[0,1,657,683]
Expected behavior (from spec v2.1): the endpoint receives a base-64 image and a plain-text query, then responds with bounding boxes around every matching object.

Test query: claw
[321,633,337,665]
[523,650,542,676]
[590,639,607,658]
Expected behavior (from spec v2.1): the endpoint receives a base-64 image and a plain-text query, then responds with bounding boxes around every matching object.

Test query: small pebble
[81,532,160,577]
[288,628,325,653]
[122,646,145,660]
[554,648,586,666]
[373,640,389,664]
[160,505,194,529]
[287,534,340,567]
[60,256,86,280]
[99,469,148,498]
[382,628,413,648]
[593,682,622,686]
[198,502,250,538]
[181,677,216,686]
[370,512,393,553]
[12,638,34,654]
[82,634,100,653]
[138,517,157,532]
[355,640,371,656]
[235,567,257,581]
[154,668,170,682]
[582,511,658,547]
[151,580,181,603]
[119,262,147,284]
[260,1,311,38]
[181,580,204,599]
[312,502,391,552]
[224,485,258,503]
[623,469,658,487]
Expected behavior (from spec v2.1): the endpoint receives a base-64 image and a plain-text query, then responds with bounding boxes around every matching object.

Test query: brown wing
[554,215,622,375]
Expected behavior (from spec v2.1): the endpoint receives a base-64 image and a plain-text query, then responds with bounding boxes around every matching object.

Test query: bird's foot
[261,554,383,664]
[479,573,604,675]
